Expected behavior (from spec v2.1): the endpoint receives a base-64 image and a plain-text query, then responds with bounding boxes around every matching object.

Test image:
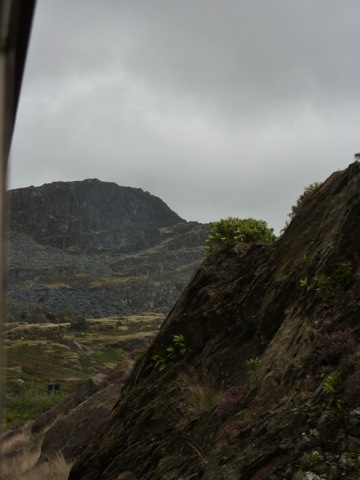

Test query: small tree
[205,217,277,252]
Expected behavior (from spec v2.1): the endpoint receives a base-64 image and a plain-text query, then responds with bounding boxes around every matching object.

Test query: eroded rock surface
[69,162,360,479]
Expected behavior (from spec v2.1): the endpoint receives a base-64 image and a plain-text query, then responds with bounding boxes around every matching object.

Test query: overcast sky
[9,0,360,232]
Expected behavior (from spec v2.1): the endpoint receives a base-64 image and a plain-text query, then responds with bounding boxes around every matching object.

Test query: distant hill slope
[7,180,209,317]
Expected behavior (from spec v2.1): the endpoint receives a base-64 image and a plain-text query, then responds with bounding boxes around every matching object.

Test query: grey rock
[7,180,209,317]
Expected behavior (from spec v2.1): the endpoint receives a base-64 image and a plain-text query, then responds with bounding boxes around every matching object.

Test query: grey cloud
[9,0,360,234]
[119,1,359,113]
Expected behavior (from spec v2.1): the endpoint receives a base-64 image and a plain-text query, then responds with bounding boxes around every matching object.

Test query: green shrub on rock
[281,182,321,233]
[205,217,277,252]
[151,334,192,370]
[289,182,321,219]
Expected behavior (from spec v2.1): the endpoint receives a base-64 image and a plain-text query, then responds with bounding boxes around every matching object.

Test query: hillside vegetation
[5,302,163,427]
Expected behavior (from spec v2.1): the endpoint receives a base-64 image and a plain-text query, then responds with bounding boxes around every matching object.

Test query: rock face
[40,383,122,461]
[7,180,209,317]
[69,162,360,479]
[9,179,183,253]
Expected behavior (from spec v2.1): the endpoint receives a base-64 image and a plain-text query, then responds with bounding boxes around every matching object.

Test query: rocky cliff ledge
[69,162,360,479]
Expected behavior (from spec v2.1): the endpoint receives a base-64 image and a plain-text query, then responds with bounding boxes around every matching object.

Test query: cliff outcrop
[9,179,183,253]
[69,162,360,479]
[7,180,209,317]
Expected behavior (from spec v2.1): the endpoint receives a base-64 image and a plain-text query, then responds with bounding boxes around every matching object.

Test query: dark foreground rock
[40,383,122,462]
[30,363,134,465]
[69,162,360,479]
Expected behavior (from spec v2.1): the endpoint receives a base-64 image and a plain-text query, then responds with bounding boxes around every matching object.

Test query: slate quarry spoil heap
[8,179,209,317]
[70,162,360,479]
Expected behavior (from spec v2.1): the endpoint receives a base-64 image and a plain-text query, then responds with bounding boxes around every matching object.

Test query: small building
[47,384,61,395]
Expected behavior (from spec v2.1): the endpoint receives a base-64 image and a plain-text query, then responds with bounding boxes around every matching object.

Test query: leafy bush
[205,217,277,252]
[299,259,354,308]
[167,334,192,359]
[323,373,340,395]
[322,373,344,416]
[282,182,321,232]
[245,357,261,367]
[314,273,334,307]
[151,334,192,370]
[216,384,250,418]
[288,182,321,219]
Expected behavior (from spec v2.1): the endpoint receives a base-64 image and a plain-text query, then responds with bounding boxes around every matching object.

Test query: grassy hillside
[5,302,163,427]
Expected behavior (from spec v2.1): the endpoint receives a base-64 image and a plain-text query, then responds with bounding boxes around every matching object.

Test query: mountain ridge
[7,179,209,317]
[8,178,185,254]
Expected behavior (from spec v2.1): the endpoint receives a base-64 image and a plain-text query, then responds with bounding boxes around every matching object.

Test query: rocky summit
[69,162,360,479]
[7,179,209,317]
[9,179,184,253]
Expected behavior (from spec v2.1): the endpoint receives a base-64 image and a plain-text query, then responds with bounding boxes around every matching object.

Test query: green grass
[5,391,64,425]
[4,312,164,428]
